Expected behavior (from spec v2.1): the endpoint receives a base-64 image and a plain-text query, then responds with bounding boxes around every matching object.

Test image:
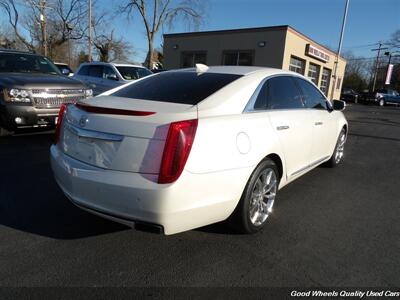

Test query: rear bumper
[50,145,252,235]
[0,103,59,129]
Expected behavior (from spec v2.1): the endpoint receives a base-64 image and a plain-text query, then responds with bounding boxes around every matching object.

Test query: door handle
[315,122,323,126]
[277,125,290,131]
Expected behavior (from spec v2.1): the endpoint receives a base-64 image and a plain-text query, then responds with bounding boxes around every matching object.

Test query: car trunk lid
[60,96,197,174]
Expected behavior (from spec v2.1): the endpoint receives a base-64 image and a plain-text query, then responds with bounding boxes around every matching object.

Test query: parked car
[54,62,74,77]
[361,88,400,106]
[0,49,93,136]
[340,88,359,103]
[51,65,347,235]
[73,62,152,95]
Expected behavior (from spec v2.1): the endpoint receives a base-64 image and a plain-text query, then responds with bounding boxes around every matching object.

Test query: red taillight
[158,119,198,184]
[54,103,67,144]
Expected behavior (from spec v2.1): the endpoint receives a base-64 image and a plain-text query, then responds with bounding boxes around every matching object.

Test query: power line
[343,42,379,50]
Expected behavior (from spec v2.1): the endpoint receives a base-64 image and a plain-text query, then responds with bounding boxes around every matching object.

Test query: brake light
[158,119,198,184]
[54,103,67,144]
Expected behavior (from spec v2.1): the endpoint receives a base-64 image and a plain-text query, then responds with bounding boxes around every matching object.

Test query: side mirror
[332,99,346,111]
[61,68,70,76]
[106,74,118,81]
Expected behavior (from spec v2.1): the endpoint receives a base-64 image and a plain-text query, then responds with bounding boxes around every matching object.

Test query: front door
[294,77,337,163]
[263,76,313,178]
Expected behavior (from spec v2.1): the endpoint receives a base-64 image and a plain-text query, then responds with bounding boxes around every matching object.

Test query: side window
[88,65,103,78]
[253,82,268,110]
[103,66,117,79]
[294,78,327,110]
[266,76,304,110]
[77,66,89,76]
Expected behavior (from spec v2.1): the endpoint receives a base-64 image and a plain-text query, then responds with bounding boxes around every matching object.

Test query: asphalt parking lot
[0,104,399,287]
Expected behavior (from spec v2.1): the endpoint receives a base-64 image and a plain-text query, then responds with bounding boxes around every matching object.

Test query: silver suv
[73,62,152,95]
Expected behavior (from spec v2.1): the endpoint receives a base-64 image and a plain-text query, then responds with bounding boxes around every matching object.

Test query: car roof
[0,48,38,55]
[78,62,146,68]
[171,65,299,77]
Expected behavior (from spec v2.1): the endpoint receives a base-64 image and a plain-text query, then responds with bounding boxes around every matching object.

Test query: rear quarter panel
[185,112,286,182]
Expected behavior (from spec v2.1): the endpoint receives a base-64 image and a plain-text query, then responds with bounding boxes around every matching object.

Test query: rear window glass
[112,72,242,105]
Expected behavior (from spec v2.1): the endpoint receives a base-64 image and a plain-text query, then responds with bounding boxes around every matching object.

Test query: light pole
[330,0,350,100]
[39,0,48,56]
[66,23,73,66]
[88,0,92,62]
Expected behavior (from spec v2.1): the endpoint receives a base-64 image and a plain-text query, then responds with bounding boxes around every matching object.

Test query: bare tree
[93,29,133,62]
[0,0,88,57]
[121,0,205,68]
[342,51,374,91]
[0,0,36,51]
[89,9,134,62]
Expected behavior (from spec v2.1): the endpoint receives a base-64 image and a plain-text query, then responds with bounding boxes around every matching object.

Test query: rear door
[263,76,313,178]
[294,77,337,163]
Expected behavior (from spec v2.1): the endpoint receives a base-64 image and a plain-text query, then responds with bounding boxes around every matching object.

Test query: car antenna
[195,63,209,74]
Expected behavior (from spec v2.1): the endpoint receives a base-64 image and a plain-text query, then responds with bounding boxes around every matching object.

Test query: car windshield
[116,66,152,80]
[0,53,61,75]
[112,71,242,105]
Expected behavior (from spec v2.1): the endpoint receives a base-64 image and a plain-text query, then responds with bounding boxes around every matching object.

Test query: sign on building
[305,44,330,63]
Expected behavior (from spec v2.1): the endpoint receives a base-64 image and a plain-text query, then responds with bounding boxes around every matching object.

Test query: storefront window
[308,63,320,85]
[320,68,331,96]
[289,56,305,75]
[222,50,254,66]
[181,52,207,68]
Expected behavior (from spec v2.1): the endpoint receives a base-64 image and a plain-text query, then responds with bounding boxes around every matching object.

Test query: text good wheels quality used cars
[50,65,348,235]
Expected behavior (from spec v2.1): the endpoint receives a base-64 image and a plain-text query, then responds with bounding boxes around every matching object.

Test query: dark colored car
[0,49,92,136]
[361,89,400,106]
[340,88,359,103]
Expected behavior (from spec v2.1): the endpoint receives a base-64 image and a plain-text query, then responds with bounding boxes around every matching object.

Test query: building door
[320,68,331,96]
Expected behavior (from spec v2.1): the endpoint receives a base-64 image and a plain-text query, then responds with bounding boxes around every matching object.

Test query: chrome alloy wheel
[335,131,346,164]
[249,168,277,226]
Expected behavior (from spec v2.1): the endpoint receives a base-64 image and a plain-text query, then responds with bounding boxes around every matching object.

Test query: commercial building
[163,25,346,99]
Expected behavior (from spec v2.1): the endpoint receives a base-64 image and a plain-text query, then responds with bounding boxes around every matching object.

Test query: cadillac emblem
[79,115,88,127]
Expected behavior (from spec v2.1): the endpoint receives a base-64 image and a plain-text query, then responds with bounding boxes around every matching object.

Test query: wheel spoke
[248,167,278,226]
[254,178,263,193]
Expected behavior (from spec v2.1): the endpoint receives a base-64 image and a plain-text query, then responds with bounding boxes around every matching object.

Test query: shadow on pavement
[348,132,400,143]
[0,132,128,240]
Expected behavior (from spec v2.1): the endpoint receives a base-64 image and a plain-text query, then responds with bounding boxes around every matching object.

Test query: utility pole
[371,43,388,91]
[330,0,350,100]
[39,0,48,56]
[88,0,92,62]
[66,23,73,66]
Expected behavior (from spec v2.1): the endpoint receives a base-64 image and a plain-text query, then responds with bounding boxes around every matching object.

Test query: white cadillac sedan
[50,65,347,235]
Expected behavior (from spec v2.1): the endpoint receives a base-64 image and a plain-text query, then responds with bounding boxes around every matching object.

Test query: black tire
[229,158,280,234]
[0,126,14,137]
[325,128,346,168]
